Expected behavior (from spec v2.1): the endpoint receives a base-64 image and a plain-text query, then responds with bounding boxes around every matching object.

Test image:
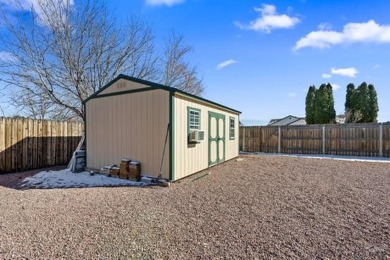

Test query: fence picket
[240,123,390,158]
[0,118,5,170]
[0,117,83,173]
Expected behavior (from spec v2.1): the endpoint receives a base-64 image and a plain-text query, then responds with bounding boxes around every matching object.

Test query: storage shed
[83,74,241,181]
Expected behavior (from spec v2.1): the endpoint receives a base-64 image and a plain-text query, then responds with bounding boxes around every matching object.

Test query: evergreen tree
[314,83,336,124]
[357,82,369,122]
[325,83,336,123]
[313,84,324,123]
[305,85,316,124]
[345,83,356,123]
[310,83,336,124]
[368,84,379,122]
[352,85,360,122]
[314,84,326,123]
[345,82,379,123]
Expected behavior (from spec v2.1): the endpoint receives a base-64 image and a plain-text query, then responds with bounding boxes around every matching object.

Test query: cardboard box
[120,162,129,174]
[129,162,141,170]
[128,162,141,181]
[128,171,140,181]
[119,173,128,179]
[110,167,120,178]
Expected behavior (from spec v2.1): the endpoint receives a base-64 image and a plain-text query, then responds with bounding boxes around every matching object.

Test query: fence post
[379,124,383,157]
[278,126,281,153]
[322,125,326,154]
[243,127,246,152]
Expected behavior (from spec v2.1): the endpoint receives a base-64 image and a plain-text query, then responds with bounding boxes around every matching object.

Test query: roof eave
[83,74,241,114]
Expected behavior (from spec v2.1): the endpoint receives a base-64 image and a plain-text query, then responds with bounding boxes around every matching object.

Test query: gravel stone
[0,155,389,259]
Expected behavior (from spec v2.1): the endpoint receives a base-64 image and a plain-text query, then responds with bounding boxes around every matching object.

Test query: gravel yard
[1,154,389,259]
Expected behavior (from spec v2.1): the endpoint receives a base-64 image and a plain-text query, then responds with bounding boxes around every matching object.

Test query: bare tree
[162,32,204,96]
[9,88,74,119]
[10,89,49,120]
[0,84,6,116]
[0,0,158,120]
[0,0,204,120]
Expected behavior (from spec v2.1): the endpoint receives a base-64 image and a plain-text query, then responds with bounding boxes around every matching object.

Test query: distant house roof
[335,115,346,124]
[268,115,306,126]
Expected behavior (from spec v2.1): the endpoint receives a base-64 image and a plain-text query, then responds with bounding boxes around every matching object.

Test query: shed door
[208,112,225,166]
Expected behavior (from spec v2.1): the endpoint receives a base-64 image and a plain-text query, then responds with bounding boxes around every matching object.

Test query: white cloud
[0,0,73,11]
[373,64,381,69]
[216,59,238,70]
[235,4,299,33]
[294,20,390,50]
[330,83,340,90]
[0,51,17,63]
[288,92,297,97]
[322,73,332,79]
[294,30,344,50]
[145,0,185,6]
[331,67,358,78]
[0,0,74,27]
[317,23,333,31]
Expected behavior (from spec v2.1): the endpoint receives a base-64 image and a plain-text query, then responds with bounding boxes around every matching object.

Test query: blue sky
[1,0,390,124]
[113,0,390,124]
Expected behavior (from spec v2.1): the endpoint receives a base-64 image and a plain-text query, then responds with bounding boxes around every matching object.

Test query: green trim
[169,91,175,181]
[208,112,213,166]
[221,114,226,162]
[174,92,240,115]
[83,74,241,115]
[208,112,226,166]
[229,116,236,140]
[237,115,240,153]
[82,74,172,104]
[187,107,201,144]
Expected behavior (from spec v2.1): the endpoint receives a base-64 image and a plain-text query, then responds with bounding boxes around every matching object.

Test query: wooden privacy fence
[0,117,83,173]
[240,123,390,158]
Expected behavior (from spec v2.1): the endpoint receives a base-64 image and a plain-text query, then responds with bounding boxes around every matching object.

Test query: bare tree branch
[0,1,204,120]
[0,0,160,120]
[162,31,204,96]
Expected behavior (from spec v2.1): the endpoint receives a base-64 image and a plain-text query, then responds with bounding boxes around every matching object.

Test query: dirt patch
[0,155,389,259]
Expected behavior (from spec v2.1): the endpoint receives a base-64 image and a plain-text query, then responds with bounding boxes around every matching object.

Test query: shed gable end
[98,78,150,96]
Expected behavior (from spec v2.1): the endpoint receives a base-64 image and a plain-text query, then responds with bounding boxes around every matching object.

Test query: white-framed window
[229,117,235,140]
[188,107,201,130]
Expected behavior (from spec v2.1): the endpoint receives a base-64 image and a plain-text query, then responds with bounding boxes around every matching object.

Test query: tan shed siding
[173,96,239,180]
[173,99,207,180]
[86,89,170,179]
[98,79,150,95]
[225,114,240,160]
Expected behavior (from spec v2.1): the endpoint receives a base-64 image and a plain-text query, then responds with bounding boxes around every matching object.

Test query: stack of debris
[108,159,141,181]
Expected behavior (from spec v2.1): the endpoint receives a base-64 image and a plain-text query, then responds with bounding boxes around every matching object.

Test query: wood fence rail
[0,117,83,173]
[240,123,390,158]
